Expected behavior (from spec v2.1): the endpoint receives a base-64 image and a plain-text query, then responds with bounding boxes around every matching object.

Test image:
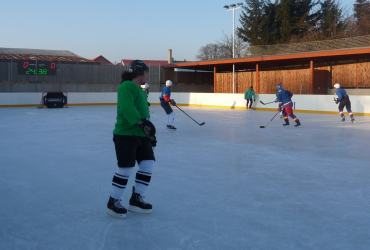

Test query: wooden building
[163,46,370,95]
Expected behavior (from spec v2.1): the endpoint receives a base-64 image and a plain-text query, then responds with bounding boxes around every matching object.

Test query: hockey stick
[174,105,205,126]
[260,111,280,128]
[260,100,277,105]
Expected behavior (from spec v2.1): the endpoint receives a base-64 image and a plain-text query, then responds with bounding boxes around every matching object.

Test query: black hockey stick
[260,100,278,105]
[174,105,205,126]
[260,111,280,128]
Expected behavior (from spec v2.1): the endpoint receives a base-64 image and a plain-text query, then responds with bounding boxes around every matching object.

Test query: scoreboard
[18,61,57,75]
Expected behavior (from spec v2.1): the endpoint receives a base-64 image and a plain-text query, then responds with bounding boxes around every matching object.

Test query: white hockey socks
[110,167,134,199]
[167,111,175,126]
[134,160,154,195]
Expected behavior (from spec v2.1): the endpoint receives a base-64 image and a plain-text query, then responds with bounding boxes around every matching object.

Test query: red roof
[121,59,168,67]
[92,55,114,65]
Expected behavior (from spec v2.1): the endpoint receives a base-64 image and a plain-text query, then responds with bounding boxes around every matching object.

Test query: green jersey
[113,80,150,137]
[244,89,255,99]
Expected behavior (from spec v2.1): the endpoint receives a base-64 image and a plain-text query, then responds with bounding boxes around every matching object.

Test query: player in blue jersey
[160,80,177,129]
[276,84,301,127]
[333,83,355,123]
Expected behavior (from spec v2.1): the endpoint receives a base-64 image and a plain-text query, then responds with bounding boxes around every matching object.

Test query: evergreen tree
[275,0,318,43]
[353,0,370,35]
[317,0,347,39]
[237,0,318,45]
[354,0,368,20]
[237,0,266,45]
[260,1,280,44]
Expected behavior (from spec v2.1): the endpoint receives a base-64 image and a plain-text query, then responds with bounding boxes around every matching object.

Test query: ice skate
[341,116,345,123]
[167,125,177,130]
[294,121,301,127]
[107,197,127,219]
[283,122,290,126]
[128,186,152,214]
[351,117,355,123]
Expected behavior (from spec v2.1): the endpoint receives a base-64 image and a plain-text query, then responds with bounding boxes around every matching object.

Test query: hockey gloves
[139,118,157,147]
[170,99,176,106]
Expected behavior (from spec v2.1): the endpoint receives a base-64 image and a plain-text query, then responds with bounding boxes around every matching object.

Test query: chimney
[168,49,172,64]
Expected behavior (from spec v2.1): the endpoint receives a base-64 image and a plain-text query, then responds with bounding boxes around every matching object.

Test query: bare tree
[196,32,248,61]
[217,31,248,58]
[196,43,222,61]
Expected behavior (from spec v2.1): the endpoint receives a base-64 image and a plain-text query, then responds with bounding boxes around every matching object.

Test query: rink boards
[1,92,369,116]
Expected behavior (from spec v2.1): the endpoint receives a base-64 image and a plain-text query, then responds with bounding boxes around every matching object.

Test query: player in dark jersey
[333,83,355,123]
[160,80,177,129]
[276,84,301,127]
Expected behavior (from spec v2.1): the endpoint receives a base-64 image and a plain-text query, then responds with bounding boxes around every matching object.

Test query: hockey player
[244,86,255,110]
[276,84,301,127]
[160,80,177,129]
[107,60,157,219]
[141,82,150,106]
[333,83,355,123]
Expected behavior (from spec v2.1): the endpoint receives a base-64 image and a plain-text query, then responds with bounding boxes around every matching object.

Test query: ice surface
[0,105,369,250]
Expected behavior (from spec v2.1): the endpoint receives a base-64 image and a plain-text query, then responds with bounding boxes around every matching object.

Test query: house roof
[92,55,114,65]
[121,59,168,67]
[0,47,97,63]
[163,48,370,72]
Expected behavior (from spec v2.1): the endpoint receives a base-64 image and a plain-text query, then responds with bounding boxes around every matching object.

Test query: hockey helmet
[276,84,283,90]
[128,60,149,75]
[334,83,340,89]
[166,80,172,87]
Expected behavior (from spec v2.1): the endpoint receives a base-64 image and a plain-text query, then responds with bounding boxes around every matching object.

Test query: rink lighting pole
[224,3,243,94]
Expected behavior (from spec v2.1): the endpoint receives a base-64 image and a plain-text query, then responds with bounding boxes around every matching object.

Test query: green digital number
[38,69,47,75]
[26,68,36,75]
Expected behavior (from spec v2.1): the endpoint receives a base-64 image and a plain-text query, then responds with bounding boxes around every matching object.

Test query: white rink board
[1,92,370,114]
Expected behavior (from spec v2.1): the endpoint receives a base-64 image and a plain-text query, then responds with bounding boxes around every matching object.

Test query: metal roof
[163,48,370,72]
[0,47,97,63]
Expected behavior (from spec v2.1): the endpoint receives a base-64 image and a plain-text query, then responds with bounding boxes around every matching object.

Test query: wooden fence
[214,61,370,94]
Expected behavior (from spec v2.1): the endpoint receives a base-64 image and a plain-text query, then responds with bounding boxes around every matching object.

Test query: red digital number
[23,62,29,68]
[51,63,56,69]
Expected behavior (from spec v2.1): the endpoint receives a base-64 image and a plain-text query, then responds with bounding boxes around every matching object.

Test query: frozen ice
[0,105,369,250]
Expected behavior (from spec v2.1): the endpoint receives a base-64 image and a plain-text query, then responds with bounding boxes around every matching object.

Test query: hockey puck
[260,126,265,128]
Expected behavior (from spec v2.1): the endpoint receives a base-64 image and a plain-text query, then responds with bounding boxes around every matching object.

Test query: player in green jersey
[107,60,157,218]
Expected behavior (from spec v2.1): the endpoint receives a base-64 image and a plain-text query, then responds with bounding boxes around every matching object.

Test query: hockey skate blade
[107,209,126,219]
[128,205,152,214]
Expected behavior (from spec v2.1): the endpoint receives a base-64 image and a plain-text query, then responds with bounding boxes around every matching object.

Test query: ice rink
[1,105,369,250]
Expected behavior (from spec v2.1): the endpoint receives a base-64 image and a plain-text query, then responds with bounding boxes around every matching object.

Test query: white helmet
[334,83,340,89]
[141,83,149,89]
[166,80,172,87]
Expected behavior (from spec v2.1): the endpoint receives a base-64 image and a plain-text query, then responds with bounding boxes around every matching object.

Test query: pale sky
[0,0,356,64]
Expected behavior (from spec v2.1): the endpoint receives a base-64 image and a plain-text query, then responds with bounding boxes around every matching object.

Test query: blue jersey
[276,90,293,108]
[160,87,171,102]
[335,88,347,101]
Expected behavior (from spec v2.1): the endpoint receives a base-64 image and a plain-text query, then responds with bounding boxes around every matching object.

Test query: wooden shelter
[163,47,370,95]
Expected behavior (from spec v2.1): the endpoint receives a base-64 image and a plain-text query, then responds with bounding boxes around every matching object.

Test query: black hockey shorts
[160,99,173,114]
[113,134,155,168]
[338,95,351,111]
